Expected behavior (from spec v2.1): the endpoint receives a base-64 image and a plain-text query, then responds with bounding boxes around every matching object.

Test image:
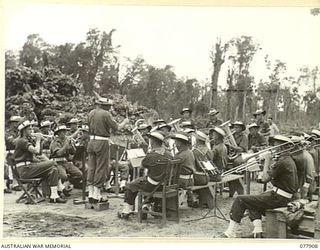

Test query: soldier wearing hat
[13,120,67,203]
[5,115,22,193]
[40,120,54,156]
[156,123,175,156]
[67,118,80,134]
[248,123,267,152]
[222,135,299,238]
[49,125,83,192]
[206,109,223,128]
[172,132,197,205]
[87,96,129,204]
[209,127,228,172]
[289,135,310,199]
[230,121,248,154]
[180,108,193,123]
[253,109,270,138]
[118,131,172,218]
[134,123,152,153]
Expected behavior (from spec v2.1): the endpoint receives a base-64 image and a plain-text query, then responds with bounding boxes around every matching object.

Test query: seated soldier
[119,131,172,218]
[289,135,312,199]
[228,121,248,197]
[248,123,267,152]
[206,109,223,128]
[13,120,67,203]
[172,131,197,206]
[222,135,299,238]
[180,108,194,124]
[209,127,228,173]
[50,125,83,192]
[5,115,22,193]
[40,120,54,157]
[157,123,175,156]
[131,123,151,154]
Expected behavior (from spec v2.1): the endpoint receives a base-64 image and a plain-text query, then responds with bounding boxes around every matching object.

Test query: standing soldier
[87,96,129,204]
[222,135,299,238]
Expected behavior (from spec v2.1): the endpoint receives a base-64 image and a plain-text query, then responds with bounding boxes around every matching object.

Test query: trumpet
[31,132,53,141]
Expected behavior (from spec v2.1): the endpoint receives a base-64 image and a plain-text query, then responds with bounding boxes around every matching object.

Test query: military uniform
[174,149,195,188]
[50,137,82,184]
[234,132,248,153]
[229,154,299,224]
[14,137,59,187]
[248,133,267,151]
[210,142,228,172]
[124,149,172,205]
[206,119,223,128]
[256,120,270,137]
[87,107,118,189]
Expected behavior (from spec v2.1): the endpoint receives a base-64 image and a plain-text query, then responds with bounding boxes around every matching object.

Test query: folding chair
[10,164,45,204]
[137,159,182,224]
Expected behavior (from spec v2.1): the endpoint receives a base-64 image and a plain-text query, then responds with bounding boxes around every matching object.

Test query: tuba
[131,119,148,145]
[168,118,181,132]
[219,120,238,159]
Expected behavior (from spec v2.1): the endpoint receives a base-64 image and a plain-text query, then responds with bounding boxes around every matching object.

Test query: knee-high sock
[50,186,60,199]
[224,219,240,238]
[93,186,100,200]
[252,219,263,233]
[88,185,94,198]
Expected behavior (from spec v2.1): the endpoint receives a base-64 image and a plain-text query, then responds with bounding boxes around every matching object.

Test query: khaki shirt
[210,142,228,171]
[174,149,196,175]
[88,107,118,137]
[268,154,299,194]
[234,132,248,152]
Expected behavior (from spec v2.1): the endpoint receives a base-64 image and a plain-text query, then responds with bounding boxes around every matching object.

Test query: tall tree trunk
[210,40,226,109]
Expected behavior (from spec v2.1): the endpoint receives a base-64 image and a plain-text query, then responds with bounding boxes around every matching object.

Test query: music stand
[73,145,88,205]
[184,161,229,222]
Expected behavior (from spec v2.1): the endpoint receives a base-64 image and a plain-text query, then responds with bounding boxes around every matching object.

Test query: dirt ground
[2,182,268,239]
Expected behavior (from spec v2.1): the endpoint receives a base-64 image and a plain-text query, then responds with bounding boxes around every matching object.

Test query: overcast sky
[4,3,320,90]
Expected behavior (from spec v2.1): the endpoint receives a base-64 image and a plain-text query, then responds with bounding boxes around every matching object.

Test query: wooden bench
[187,174,244,209]
[265,204,318,239]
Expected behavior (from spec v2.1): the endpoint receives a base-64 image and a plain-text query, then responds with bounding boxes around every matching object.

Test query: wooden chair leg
[176,190,180,223]
[162,196,167,225]
[137,192,143,223]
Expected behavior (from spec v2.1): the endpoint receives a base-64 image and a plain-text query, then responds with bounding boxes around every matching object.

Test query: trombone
[222,141,294,177]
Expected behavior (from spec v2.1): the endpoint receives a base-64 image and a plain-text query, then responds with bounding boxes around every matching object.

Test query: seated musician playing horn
[13,120,67,203]
[49,125,83,195]
[118,131,172,218]
[221,135,299,238]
